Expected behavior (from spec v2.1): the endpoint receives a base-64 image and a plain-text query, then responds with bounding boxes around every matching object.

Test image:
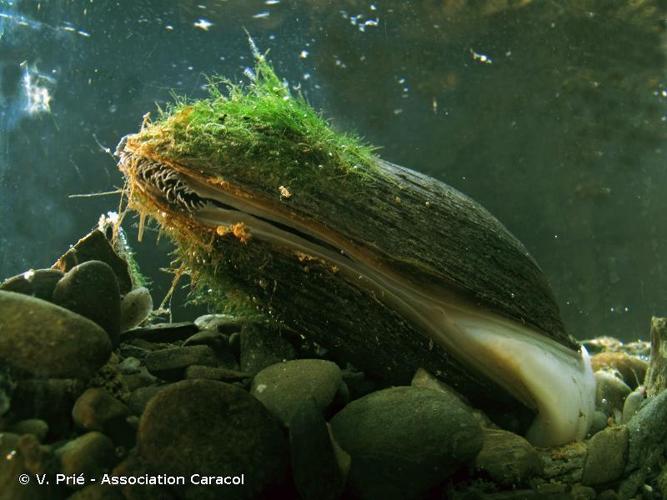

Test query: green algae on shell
[115,55,595,447]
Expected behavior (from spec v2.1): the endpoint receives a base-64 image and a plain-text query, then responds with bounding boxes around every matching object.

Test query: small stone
[0,291,111,380]
[0,274,33,295]
[52,228,133,295]
[183,330,239,369]
[595,370,631,417]
[240,323,296,374]
[119,286,153,332]
[8,419,49,441]
[289,399,345,500]
[330,386,483,499]
[26,269,65,301]
[122,322,199,343]
[474,428,540,486]
[412,368,491,427]
[622,386,646,424]
[127,384,170,415]
[118,356,142,375]
[119,339,162,357]
[588,410,609,435]
[251,359,343,425]
[72,388,132,444]
[12,379,85,438]
[52,260,121,345]
[56,431,117,479]
[194,313,244,334]
[591,351,648,389]
[121,367,158,392]
[137,379,288,499]
[144,345,219,380]
[581,425,628,485]
[185,365,251,383]
[0,269,65,301]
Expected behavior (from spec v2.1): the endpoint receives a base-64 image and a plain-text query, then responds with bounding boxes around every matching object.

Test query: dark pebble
[127,385,170,416]
[0,274,33,295]
[72,388,133,446]
[144,345,219,381]
[194,313,245,334]
[55,431,117,480]
[119,287,153,332]
[251,359,343,426]
[137,379,288,499]
[122,322,199,343]
[28,269,65,301]
[183,330,239,369]
[52,260,121,346]
[289,399,345,500]
[331,386,483,500]
[8,419,49,442]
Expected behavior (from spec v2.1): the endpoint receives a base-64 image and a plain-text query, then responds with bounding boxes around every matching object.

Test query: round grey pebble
[52,260,121,346]
[622,386,646,424]
[595,370,631,417]
[0,291,111,380]
[119,286,153,332]
[475,428,540,486]
[137,379,288,499]
[251,359,343,425]
[330,386,483,500]
[581,425,628,486]
[72,388,132,444]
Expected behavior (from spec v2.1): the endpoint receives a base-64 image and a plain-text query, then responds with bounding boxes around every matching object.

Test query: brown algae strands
[115,54,595,447]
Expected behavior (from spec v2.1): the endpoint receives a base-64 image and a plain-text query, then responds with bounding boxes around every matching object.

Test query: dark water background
[0,0,665,342]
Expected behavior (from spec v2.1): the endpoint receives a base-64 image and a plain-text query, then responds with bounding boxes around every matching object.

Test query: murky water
[0,0,665,341]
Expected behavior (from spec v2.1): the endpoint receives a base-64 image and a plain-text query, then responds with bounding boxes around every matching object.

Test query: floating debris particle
[470,49,493,64]
[279,185,292,199]
[193,18,213,31]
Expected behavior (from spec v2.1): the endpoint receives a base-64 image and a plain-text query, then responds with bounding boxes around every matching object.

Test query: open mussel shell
[115,58,595,446]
